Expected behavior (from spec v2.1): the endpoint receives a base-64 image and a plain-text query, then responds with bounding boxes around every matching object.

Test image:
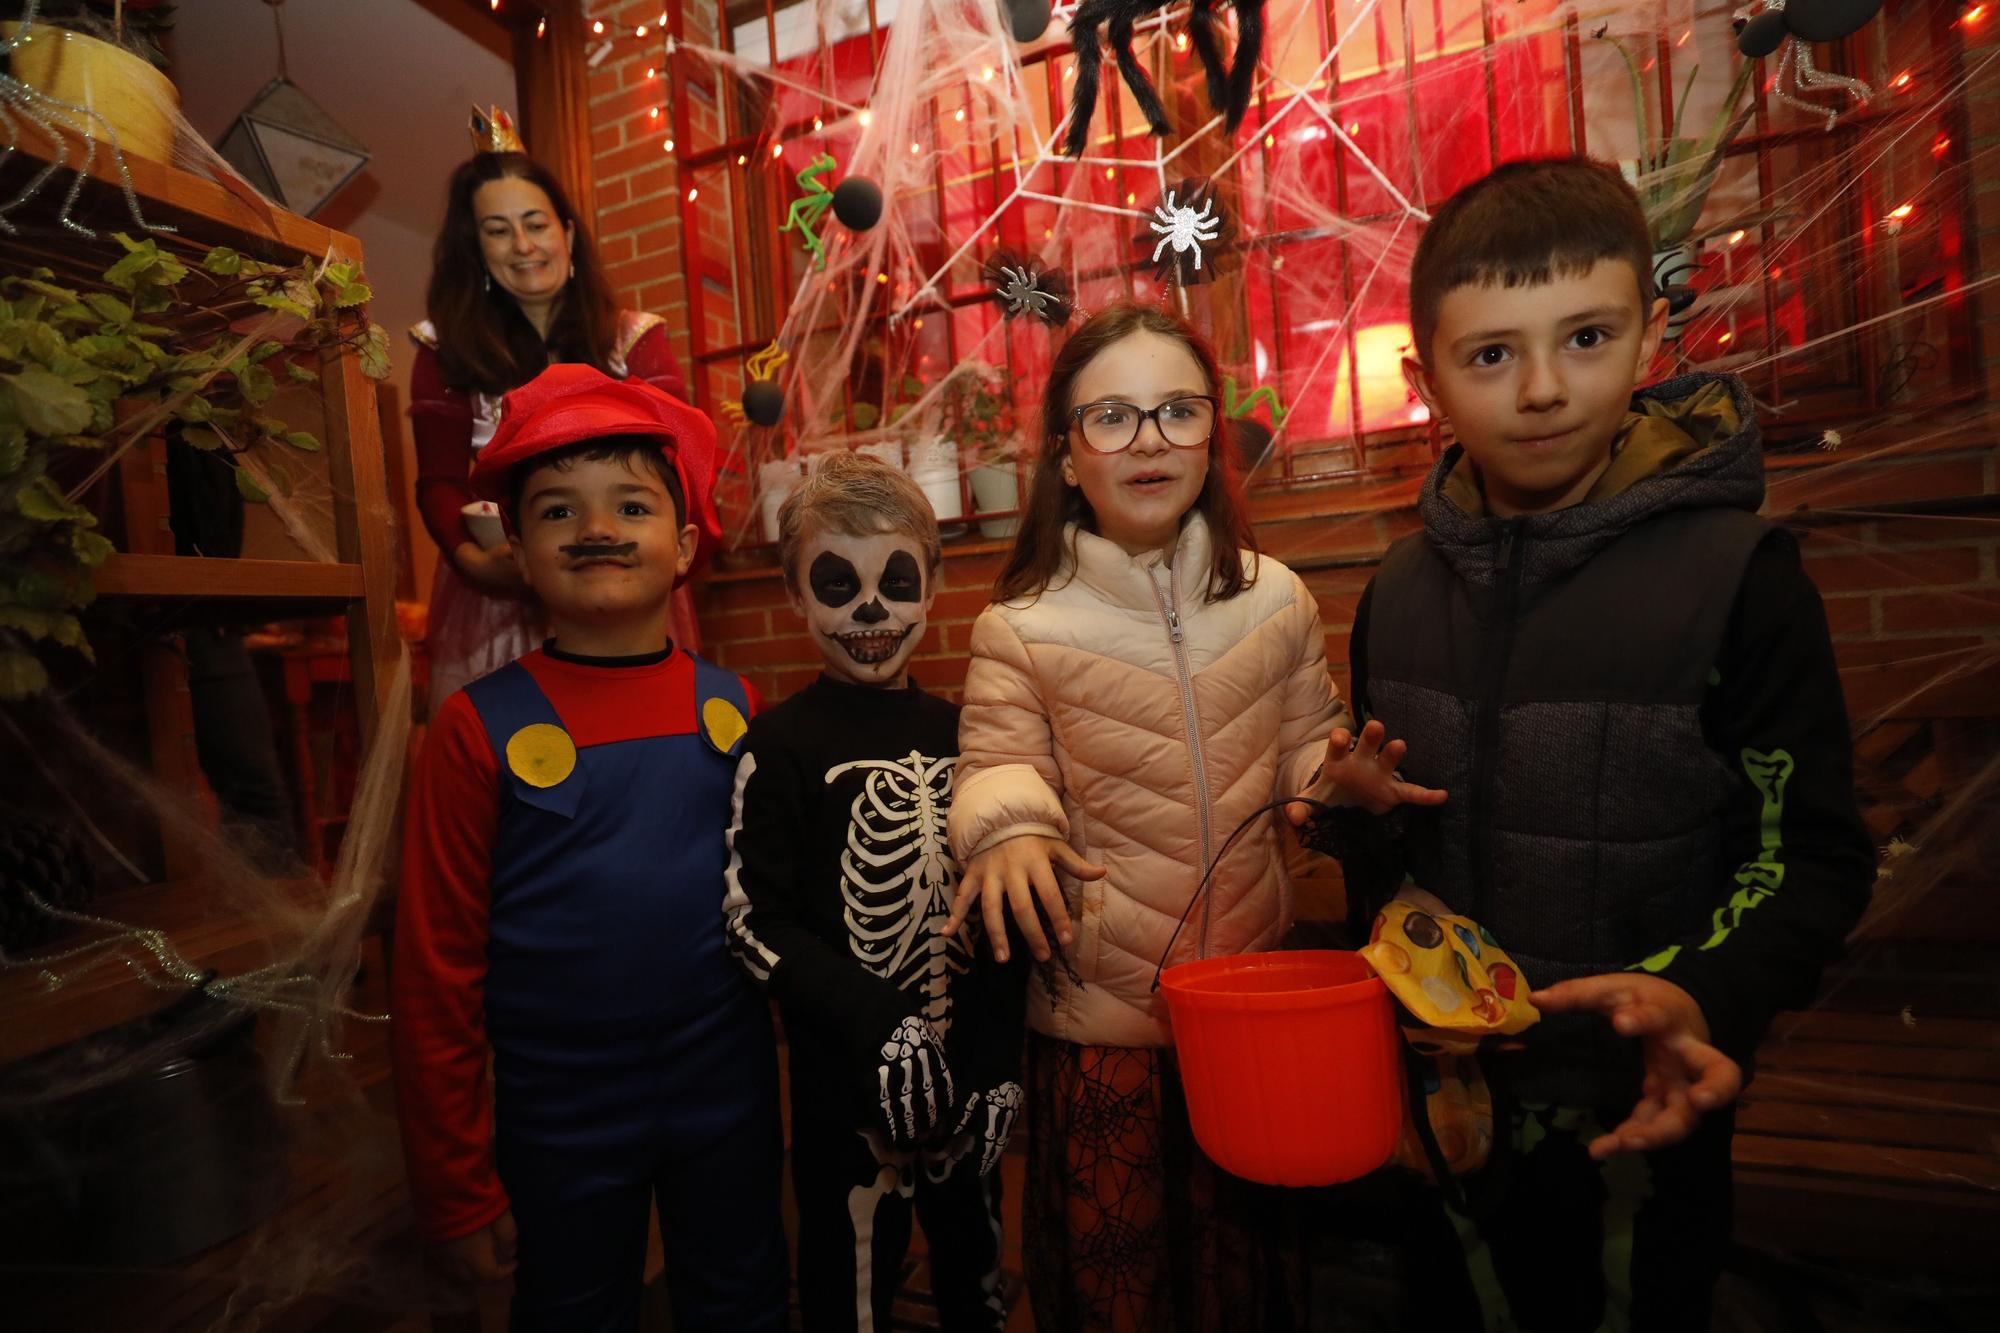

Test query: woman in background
[410,137,704,711]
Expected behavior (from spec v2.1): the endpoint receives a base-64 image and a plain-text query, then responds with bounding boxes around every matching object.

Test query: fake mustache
[559,542,638,559]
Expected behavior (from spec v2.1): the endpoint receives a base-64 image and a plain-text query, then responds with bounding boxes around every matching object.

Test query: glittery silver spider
[0,5,175,238]
[1732,1,1872,131]
[1774,37,1872,130]
[994,263,1059,321]
[1149,190,1221,273]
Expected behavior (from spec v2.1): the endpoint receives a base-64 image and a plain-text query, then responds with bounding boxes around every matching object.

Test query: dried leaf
[359,323,391,380]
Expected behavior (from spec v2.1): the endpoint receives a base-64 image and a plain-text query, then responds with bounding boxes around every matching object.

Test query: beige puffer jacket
[948,514,1347,1048]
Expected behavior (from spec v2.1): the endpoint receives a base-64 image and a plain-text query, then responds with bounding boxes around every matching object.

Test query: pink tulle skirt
[424,557,542,718]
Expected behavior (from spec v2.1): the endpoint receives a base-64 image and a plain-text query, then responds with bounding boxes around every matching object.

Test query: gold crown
[469,105,525,155]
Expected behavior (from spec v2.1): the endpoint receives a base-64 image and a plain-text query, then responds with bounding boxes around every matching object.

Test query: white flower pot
[968,462,1021,539]
[905,436,964,523]
[855,437,903,469]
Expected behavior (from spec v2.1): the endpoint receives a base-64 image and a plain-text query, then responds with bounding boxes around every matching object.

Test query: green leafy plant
[937,360,1017,466]
[0,233,390,697]
[1601,35,1757,250]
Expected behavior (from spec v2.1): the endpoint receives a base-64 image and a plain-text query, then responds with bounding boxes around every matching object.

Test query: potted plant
[3,2,181,163]
[937,360,1019,539]
[1601,34,1757,340]
[0,233,391,697]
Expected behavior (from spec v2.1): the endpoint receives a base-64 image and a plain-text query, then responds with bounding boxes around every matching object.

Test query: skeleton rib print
[828,750,969,1035]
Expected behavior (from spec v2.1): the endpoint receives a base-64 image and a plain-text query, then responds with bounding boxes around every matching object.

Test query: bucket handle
[1147,794,1338,993]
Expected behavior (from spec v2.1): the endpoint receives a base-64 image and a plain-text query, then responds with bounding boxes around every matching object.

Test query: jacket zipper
[1150,561,1216,954]
[1470,519,1527,921]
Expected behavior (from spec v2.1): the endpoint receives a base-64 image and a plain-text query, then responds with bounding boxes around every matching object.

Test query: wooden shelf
[0,124,403,1073]
[0,124,360,265]
[94,553,366,602]
[0,881,318,1067]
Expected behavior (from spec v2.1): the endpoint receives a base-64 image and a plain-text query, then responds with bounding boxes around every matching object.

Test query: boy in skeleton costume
[723,454,1026,1332]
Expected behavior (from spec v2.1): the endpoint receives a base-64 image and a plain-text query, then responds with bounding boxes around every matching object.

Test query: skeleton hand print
[876,1015,955,1148]
[965,1082,1023,1179]
[920,1081,1024,1182]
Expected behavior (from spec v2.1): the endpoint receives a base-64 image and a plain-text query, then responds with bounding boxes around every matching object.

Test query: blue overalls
[464,655,788,1333]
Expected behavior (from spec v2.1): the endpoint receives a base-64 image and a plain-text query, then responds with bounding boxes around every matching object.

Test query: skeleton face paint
[791,528,934,687]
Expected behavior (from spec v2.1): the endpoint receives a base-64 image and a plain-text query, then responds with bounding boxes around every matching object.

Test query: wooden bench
[1732,948,2000,1277]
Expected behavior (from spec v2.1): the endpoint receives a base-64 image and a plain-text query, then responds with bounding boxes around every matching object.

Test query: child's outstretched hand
[941,834,1106,964]
[1286,720,1449,822]
[438,1209,518,1284]
[1530,973,1743,1160]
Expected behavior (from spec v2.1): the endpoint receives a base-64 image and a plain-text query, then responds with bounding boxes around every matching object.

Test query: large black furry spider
[1064,0,1266,158]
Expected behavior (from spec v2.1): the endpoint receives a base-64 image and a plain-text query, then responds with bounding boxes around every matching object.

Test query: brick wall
[583,2,705,393]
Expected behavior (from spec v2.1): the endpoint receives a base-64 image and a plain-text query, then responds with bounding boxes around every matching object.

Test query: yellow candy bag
[1359,897,1540,1178]
[1360,898,1539,1044]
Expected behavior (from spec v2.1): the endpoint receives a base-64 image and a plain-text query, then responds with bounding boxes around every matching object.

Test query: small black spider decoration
[1065,0,1267,157]
[1136,178,1231,286]
[982,251,1077,326]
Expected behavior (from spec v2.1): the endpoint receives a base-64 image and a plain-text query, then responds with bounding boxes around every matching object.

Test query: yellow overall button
[702,697,748,755]
[506,723,576,788]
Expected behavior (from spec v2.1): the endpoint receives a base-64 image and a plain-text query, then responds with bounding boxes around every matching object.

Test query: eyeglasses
[1069,395,1218,454]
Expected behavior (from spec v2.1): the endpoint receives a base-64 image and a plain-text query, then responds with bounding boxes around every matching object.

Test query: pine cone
[0,813,97,955]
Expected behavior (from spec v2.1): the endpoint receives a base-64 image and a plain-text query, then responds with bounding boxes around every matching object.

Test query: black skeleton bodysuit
[724,674,1026,1332]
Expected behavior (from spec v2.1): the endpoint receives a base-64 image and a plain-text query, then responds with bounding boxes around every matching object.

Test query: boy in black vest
[1300,156,1874,1330]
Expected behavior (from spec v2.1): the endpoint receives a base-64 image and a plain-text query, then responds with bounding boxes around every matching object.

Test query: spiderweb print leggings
[1023,1034,1302,1333]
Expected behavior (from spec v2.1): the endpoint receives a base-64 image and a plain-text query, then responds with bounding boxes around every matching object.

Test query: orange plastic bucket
[1160,949,1403,1187]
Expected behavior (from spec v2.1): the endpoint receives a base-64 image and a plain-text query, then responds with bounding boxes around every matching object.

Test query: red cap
[470,363,721,541]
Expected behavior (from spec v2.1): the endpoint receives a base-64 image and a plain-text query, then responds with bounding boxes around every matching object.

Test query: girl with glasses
[939,303,1387,1330]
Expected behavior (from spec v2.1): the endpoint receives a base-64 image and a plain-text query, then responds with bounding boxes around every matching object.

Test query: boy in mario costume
[391,364,789,1332]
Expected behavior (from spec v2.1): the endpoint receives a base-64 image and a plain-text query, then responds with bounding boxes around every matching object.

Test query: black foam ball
[1002,0,1052,44]
[1737,9,1790,58]
[831,177,883,231]
[742,379,785,427]
[1784,0,1885,44]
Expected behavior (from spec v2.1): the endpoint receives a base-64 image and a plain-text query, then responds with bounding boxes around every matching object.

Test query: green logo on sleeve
[1699,748,1794,951]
